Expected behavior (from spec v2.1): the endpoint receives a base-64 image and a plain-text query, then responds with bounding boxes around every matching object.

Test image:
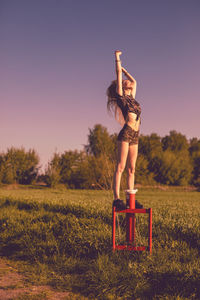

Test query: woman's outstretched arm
[115,51,123,96]
[122,67,137,98]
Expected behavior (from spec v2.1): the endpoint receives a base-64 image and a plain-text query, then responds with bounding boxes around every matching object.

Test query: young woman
[107,50,143,210]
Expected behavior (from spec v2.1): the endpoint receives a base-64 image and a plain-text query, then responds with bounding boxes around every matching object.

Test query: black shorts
[117,124,139,145]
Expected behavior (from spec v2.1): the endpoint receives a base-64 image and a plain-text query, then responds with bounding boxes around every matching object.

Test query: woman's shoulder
[116,92,124,99]
[116,93,126,105]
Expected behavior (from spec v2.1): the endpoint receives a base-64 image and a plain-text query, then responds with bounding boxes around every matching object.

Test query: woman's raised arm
[115,51,123,96]
[122,67,137,98]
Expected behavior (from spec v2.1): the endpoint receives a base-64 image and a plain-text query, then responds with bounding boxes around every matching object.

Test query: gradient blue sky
[1,0,200,170]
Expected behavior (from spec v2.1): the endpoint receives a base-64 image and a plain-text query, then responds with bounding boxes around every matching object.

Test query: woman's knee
[127,165,136,175]
[116,162,126,174]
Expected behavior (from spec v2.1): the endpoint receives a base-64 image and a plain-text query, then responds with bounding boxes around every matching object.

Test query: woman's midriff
[126,112,140,131]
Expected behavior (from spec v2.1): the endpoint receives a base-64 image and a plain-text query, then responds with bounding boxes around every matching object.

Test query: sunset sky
[1,0,200,170]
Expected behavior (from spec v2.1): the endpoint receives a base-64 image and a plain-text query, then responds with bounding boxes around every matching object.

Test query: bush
[0,147,39,184]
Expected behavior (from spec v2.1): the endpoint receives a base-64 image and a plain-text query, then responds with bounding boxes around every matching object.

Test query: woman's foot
[113,199,143,210]
[135,200,143,209]
[113,199,126,211]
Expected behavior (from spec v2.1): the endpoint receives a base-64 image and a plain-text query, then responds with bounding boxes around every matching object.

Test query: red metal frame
[112,191,152,253]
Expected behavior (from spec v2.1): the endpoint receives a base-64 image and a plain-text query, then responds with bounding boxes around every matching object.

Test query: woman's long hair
[106,80,126,126]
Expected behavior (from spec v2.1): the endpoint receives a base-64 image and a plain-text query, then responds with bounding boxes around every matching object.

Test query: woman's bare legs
[127,144,138,190]
[113,141,129,199]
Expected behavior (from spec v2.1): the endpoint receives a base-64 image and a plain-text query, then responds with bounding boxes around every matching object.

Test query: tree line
[1,124,200,188]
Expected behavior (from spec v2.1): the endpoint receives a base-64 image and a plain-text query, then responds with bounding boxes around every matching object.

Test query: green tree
[159,131,192,185]
[135,154,155,185]
[139,133,162,161]
[85,124,115,158]
[45,153,61,187]
[45,150,92,189]
[162,130,189,152]
[70,155,93,189]
[59,151,83,186]
[86,153,115,190]
[0,155,3,183]
[2,163,15,184]
[0,147,39,184]
[189,138,200,186]
[16,149,39,184]
[84,124,117,189]
[138,133,163,182]
[156,150,192,185]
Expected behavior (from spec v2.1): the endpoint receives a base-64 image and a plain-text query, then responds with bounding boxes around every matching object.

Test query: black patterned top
[116,93,141,121]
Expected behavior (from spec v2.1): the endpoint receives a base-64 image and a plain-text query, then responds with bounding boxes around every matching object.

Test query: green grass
[0,186,200,299]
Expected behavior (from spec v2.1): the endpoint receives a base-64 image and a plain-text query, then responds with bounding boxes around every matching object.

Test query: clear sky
[1,0,200,170]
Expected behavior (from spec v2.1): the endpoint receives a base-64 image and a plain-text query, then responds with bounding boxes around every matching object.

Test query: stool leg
[133,214,136,244]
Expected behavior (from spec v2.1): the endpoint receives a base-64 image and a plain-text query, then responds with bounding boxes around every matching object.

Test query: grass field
[0,185,200,299]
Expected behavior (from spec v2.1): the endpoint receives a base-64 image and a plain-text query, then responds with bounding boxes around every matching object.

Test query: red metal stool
[112,190,152,253]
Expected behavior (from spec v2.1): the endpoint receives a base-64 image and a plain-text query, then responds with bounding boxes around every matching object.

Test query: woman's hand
[115,50,122,60]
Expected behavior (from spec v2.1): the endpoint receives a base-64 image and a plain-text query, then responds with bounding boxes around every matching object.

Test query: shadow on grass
[0,197,112,225]
[57,256,200,299]
[143,270,200,299]
[154,220,200,255]
[0,197,112,262]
